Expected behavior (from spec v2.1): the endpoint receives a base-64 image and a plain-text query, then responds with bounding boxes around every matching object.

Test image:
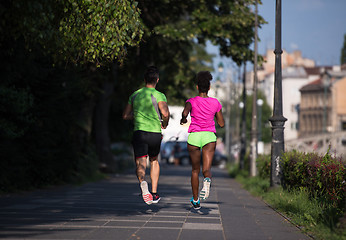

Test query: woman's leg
[188,144,201,200]
[199,142,216,200]
[201,142,216,178]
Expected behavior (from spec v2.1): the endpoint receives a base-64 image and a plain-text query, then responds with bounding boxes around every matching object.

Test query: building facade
[299,71,346,137]
[259,66,321,141]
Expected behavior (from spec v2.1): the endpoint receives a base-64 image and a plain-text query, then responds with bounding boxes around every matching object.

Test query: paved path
[0,165,310,240]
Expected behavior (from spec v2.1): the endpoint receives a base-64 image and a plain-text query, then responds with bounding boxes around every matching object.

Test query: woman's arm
[180,102,192,125]
[215,110,225,128]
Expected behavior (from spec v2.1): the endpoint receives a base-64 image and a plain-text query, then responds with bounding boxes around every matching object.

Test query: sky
[208,0,346,75]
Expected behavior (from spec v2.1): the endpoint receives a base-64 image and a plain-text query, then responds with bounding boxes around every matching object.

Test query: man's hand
[158,101,170,129]
[161,122,167,129]
[122,104,133,120]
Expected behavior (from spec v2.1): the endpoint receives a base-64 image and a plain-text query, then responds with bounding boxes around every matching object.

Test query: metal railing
[285,131,346,158]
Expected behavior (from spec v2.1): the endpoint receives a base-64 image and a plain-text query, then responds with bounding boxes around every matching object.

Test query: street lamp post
[239,62,247,170]
[269,0,287,187]
[257,99,263,142]
[257,98,264,155]
[250,0,259,177]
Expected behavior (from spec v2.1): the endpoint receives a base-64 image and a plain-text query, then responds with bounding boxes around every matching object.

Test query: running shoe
[199,177,211,200]
[190,197,201,210]
[152,193,161,204]
[140,181,153,205]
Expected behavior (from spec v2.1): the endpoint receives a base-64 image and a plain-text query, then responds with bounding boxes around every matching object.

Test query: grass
[228,164,346,240]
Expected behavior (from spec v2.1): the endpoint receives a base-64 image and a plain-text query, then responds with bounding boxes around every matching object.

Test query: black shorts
[132,130,162,159]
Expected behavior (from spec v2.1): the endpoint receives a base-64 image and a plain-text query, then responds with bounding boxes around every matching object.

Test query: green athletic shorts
[187,131,217,148]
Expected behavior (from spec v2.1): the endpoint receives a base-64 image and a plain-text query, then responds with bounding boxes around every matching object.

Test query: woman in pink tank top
[180,71,225,209]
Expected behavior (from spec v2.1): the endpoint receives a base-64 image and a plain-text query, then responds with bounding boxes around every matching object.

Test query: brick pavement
[0,165,310,240]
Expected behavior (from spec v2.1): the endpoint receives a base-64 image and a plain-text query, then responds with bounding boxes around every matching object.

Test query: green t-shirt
[128,87,167,133]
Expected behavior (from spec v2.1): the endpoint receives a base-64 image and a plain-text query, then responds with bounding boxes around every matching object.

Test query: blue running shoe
[190,197,201,210]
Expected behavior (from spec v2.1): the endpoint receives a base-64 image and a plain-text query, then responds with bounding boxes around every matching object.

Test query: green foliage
[231,150,346,239]
[0,0,144,190]
[240,90,272,143]
[0,39,102,191]
[227,163,248,179]
[59,0,144,65]
[256,154,271,179]
[263,188,346,239]
[153,0,266,65]
[237,173,270,195]
[1,0,144,66]
[0,87,34,139]
[281,149,346,209]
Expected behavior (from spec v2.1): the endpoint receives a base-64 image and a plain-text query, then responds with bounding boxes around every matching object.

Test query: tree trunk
[94,64,117,172]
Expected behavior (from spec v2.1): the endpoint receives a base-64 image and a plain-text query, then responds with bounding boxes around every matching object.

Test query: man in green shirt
[123,66,170,205]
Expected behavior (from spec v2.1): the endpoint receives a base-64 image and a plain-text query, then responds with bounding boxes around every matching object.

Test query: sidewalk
[0,165,310,240]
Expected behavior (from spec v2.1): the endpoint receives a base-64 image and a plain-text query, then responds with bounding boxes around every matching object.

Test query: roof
[299,76,342,92]
[303,66,332,75]
[300,78,324,92]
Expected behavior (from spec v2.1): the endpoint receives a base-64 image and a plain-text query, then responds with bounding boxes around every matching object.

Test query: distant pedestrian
[123,66,170,205]
[180,71,225,209]
[173,139,181,165]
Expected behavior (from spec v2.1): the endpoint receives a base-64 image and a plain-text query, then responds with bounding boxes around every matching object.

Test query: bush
[256,154,271,179]
[281,149,346,209]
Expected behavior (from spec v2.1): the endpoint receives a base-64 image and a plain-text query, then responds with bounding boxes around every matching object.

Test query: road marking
[183,223,223,230]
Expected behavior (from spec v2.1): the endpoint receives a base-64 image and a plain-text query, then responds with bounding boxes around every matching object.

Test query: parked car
[160,140,228,168]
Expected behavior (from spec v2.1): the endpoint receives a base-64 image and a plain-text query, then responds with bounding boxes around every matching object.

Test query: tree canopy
[114,0,265,106]
[0,0,266,190]
[153,0,263,66]
[0,0,144,66]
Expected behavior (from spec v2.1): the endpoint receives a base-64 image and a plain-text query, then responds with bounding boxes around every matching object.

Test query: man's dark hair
[144,66,159,84]
[196,71,213,93]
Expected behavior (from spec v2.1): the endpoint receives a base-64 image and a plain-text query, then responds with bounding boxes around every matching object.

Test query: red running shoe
[152,193,161,203]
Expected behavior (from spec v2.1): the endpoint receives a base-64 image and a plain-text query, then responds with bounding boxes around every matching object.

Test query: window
[291,104,295,112]
[342,121,346,131]
[291,122,296,130]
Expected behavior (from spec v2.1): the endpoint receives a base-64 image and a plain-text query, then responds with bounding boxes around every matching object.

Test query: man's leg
[136,156,153,205]
[149,156,160,193]
[147,132,162,198]
[135,156,147,183]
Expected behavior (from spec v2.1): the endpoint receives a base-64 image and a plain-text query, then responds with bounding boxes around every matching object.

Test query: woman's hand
[180,102,191,125]
[180,118,187,125]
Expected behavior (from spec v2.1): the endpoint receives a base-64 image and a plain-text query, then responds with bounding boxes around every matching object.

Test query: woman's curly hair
[196,71,212,93]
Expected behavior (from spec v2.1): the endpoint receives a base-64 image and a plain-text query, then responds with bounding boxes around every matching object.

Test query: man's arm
[158,101,170,129]
[122,104,133,120]
[180,102,191,125]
